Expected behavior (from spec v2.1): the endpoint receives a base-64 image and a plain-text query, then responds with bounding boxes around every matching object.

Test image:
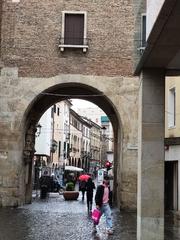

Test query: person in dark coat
[39,171,51,199]
[79,180,86,201]
[86,177,95,212]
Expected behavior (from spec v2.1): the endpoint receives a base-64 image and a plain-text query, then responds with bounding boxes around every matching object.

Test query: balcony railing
[136,39,147,55]
[59,37,89,52]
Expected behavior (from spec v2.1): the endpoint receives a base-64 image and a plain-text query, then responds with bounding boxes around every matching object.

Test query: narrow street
[0,192,179,240]
[0,192,135,240]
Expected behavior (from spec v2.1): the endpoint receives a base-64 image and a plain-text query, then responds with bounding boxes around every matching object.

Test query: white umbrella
[65,166,83,172]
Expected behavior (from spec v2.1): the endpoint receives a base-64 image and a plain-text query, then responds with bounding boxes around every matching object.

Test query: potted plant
[63,181,79,200]
[66,182,75,191]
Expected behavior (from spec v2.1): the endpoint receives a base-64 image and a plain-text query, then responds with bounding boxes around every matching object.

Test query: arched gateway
[0,0,168,238]
[0,71,139,209]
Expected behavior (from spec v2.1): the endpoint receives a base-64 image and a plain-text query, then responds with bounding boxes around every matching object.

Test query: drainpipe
[51,106,55,164]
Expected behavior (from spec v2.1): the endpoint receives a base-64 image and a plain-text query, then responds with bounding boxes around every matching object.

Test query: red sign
[105,161,112,167]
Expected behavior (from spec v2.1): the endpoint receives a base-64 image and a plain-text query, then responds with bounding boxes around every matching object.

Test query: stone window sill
[59,44,88,53]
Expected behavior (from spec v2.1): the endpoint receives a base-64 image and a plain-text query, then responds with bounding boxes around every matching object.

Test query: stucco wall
[146,0,165,38]
[165,77,180,138]
[35,108,52,156]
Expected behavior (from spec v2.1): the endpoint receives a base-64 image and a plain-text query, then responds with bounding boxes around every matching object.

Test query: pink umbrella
[79,174,91,181]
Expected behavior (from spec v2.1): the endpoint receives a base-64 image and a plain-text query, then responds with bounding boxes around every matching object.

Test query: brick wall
[0,0,3,54]
[1,0,136,77]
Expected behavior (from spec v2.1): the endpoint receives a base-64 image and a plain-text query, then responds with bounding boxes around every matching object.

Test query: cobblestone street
[0,193,179,240]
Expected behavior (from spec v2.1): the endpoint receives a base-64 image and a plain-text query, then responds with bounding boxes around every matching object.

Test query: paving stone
[0,193,179,240]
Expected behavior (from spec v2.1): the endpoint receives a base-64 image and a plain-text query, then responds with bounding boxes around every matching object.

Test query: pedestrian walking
[94,175,113,235]
[39,171,51,199]
[79,180,86,201]
[86,177,95,212]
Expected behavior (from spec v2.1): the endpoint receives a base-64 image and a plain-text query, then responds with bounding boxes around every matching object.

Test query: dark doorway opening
[165,161,178,210]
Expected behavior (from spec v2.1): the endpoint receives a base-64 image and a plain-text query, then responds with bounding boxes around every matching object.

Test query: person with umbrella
[79,174,90,201]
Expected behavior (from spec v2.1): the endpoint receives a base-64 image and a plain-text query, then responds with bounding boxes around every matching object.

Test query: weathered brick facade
[1,0,135,77]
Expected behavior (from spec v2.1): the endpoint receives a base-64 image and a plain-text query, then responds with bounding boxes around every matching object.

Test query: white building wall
[35,108,52,156]
[70,124,82,160]
[76,107,105,125]
[165,145,180,161]
[35,101,71,167]
[102,120,114,154]
[53,103,62,164]
[53,101,71,166]
[59,101,71,166]
[82,126,90,152]
[77,107,113,149]
[108,122,114,152]
[58,103,65,165]
[107,153,113,162]
[147,0,165,38]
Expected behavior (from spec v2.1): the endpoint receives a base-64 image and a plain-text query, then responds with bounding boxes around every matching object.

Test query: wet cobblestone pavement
[0,193,179,240]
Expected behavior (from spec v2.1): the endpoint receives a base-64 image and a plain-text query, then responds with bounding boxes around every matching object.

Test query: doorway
[165,161,178,210]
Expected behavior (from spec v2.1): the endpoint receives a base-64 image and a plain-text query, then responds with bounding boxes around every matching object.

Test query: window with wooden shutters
[59,11,88,52]
[168,87,176,128]
[141,14,146,48]
[64,14,84,45]
[137,13,146,54]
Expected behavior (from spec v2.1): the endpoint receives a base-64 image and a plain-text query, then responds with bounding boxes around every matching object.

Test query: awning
[65,166,83,172]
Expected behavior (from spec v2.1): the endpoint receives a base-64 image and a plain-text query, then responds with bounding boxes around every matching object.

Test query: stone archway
[0,73,139,208]
[23,82,122,204]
